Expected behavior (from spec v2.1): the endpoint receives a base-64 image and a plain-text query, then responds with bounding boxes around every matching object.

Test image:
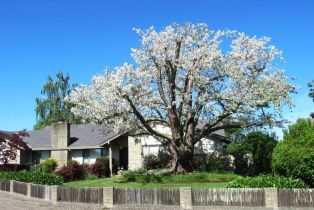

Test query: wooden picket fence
[0,180,313,208]
[12,181,27,195]
[0,180,10,191]
[57,186,103,204]
[31,183,52,200]
[278,189,314,207]
[191,188,265,206]
[113,188,180,206]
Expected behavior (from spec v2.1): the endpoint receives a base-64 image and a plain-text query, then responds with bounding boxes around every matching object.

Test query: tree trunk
[168,143,194,173]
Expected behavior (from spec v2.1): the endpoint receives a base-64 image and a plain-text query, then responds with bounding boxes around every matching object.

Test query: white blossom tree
[67,23,294,172]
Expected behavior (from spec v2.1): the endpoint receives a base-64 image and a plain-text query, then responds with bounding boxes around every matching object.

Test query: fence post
[103,187,114,208]
[9,180,14,194]
[264,188,278,208]
[50,185,58,203]
[27,183,31,197]
[180,187,192,209]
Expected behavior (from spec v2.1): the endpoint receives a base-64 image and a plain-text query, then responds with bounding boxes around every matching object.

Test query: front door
[119,147,128,170]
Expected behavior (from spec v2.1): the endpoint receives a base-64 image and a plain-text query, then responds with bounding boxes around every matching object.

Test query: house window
[83,150,90,164]
[142,145,165,156]
[69,150,83,164]
[82,149,104,164]
[142,146,150,156]
[101,148,108,156]
[149,146,159,154]
[159,145,166,153]
[32,151,51,164]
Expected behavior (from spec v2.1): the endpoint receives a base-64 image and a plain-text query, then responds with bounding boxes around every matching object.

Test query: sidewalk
[0,191,102,210]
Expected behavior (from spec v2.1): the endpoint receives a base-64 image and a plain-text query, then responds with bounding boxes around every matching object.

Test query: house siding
[128,137,143,170]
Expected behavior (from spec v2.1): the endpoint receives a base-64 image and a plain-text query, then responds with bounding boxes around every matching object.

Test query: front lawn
[63,172,238,188]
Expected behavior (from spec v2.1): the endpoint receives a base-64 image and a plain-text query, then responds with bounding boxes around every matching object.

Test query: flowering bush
[55,161,85,182]
[90,157,110,177]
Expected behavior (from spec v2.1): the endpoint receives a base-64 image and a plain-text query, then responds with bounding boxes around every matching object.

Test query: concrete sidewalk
[0,191,103,210]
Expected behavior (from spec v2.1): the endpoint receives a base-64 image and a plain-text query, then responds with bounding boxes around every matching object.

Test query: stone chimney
[51,122,70,149]
[50,122,70,167]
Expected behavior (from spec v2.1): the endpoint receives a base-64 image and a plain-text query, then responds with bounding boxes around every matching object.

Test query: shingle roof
[23,127,51,150]
[67,124,119,149]
[22,122,227,150]
[24,124,120,150]
[0,130,13,139]
[196,121,226,135]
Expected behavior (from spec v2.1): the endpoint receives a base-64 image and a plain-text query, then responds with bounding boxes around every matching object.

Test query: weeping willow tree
[34,72,82,130]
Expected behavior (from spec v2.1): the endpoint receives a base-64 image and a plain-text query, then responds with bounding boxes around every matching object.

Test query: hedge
[0,170,63,185]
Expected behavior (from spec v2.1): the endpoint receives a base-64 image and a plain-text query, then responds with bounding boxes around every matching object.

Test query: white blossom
[67,23,294,140]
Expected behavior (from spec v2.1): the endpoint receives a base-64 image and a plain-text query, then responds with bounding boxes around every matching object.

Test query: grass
[63,172,237,188]
[161,172,240,183]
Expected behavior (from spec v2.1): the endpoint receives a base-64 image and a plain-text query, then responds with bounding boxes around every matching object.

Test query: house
[8,122,229,174]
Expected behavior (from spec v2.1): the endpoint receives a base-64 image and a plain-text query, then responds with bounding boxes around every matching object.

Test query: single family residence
[3,122,229,174]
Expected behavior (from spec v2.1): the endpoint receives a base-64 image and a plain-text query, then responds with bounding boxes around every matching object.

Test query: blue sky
[0,0,313,138]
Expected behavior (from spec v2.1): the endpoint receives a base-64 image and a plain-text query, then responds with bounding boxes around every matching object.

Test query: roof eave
[99,131,128,146]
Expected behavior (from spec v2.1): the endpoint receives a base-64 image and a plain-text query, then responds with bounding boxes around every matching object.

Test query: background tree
[0,131,29,164]
[226,129,252,175]
[67,23,294,173]
[309,80,314,101]
[34,72,82,130]
[226,130,277,175]
[247,131,277,175]
[272,119,314,187]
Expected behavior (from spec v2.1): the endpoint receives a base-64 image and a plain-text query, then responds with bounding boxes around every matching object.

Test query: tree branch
[123,95,172,142]
[151,56,169,108]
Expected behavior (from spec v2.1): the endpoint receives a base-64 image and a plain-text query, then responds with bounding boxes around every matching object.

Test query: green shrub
[85,172,98,180]
[122,170,238,184]
[67,160,78,165]
[0,164,31,172]
[143,152,171,170]
[122,169,162,183]
[96,156,109,167]
[272,119,314,187]
[0,170,63,185]
[226,131,277,176]
[227,175,308,188]
[38,158,58,173]
[192,153,233,173]
[143,154,162,170]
